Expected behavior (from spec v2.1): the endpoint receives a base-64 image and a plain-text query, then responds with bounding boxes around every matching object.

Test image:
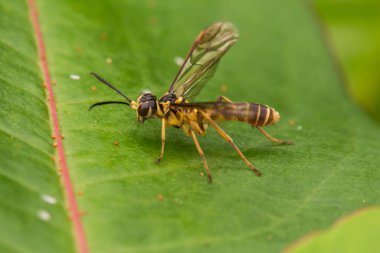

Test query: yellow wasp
[90,22,292,183]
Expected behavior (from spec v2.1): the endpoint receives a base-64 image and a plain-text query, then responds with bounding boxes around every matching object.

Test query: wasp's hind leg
[216,96,233,103]
[190,130,213,183]
[256,126,294,145]
[155,118,166,164]
[201,111,261,177]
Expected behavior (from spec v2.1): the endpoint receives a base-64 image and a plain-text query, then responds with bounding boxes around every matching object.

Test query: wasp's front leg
[155,118,166,164]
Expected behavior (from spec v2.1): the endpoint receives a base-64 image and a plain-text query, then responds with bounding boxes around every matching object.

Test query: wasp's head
[89,73,159,124]
[136,93,157,124]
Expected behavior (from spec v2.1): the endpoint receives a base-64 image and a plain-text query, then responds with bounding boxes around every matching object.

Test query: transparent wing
[168,22,239,100]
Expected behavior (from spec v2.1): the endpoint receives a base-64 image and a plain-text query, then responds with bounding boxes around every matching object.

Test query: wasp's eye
[138,103,149,117]
[138,101,157,117]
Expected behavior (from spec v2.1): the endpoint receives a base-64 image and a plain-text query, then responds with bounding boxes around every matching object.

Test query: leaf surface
[37,1,380,252]
[1,0,379,253]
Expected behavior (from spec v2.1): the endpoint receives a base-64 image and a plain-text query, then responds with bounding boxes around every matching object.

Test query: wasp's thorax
[136,93,157,123]
[159,93,177,103]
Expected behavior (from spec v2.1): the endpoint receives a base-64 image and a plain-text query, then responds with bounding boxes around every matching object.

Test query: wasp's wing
[168,22,238,100]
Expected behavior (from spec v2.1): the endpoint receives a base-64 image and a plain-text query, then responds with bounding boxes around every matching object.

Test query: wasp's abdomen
[205,102,280,126]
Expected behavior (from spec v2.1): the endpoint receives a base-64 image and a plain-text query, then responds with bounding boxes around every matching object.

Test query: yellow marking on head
[147,106,152,117]
[136,94,144,102]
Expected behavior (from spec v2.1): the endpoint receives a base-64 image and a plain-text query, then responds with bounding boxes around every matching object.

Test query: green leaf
[2,0,380,253]
[0,1,75,252]
[284,208,380,253]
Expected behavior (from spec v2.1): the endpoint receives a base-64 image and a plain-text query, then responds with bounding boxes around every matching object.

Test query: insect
[90,22,292,183]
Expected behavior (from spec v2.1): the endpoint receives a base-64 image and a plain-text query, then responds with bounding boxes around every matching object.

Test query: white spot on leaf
[69,74,80,80]
[38,210,51,221]
[41,194,57,205]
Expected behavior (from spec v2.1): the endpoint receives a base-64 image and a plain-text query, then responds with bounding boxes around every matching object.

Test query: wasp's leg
[190,130,213,183]
[201,112,261,176]
[256,126,294,145]
[155,118,166,164]
[216,96,233,103]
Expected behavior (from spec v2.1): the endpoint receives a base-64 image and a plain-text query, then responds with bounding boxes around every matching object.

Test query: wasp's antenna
[90,72,132,103]
[89,101,130,111]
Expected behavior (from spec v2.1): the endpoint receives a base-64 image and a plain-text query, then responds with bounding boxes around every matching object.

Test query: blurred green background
[316,0,380,123]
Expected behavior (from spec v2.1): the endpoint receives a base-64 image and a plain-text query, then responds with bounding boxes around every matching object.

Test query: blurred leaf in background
[316,0,380,122]
[285,207,380,253]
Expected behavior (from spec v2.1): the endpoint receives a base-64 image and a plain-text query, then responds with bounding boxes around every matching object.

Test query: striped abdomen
[199,102,280,126]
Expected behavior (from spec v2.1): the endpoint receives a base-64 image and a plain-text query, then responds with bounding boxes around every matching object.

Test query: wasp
[90,22,292,183]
